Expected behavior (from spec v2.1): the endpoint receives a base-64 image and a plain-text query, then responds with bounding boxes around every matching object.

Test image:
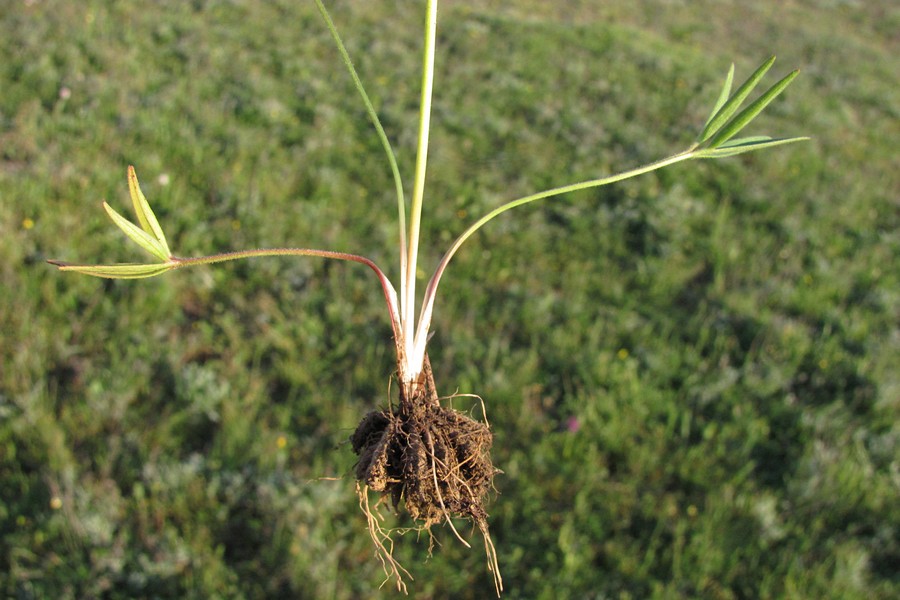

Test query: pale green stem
[409,149,697,373]
[402,0,439,381]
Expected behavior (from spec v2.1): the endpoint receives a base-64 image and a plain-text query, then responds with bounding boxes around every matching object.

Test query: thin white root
[357,483,412,594]
[481,522,503,596]
[425,429,471,548]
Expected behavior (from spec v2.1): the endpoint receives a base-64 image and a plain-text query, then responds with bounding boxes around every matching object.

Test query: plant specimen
[49,0,806,594]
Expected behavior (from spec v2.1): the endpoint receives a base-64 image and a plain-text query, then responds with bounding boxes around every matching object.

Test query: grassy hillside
[2,0,897,598]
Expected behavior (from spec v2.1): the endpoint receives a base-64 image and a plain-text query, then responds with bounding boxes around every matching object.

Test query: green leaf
[313,0,407,270]
[694,136,810,158]
[705,69,800,148]
[698,63,734,142]
[47,260,175,279]
[103,202,170,261]
[128,166,171,256]
[718,135,774,146]
[697,56,776,144]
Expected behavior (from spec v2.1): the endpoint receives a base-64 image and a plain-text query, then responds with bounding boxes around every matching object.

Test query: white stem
[401,0,439,382]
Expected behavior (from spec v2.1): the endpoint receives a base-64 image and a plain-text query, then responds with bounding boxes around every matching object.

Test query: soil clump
[350,355,501,593]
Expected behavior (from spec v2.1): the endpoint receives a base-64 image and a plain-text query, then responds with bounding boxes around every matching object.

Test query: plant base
[350,356,502,594]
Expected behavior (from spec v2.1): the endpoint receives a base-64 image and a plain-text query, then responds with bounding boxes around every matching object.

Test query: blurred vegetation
[1,0,897,598]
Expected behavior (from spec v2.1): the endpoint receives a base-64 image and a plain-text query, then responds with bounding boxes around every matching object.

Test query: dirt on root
[350,355,502,594]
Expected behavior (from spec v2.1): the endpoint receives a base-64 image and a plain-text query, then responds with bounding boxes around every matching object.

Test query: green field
[2,1,898,598]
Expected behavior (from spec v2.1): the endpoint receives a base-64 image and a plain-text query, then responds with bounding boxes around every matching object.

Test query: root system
[351,355,502,594]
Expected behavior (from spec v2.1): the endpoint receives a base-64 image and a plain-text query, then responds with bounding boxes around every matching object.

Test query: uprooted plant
[49,0,806,595]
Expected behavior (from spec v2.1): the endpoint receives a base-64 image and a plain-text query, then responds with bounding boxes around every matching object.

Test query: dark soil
[350,355,502,593]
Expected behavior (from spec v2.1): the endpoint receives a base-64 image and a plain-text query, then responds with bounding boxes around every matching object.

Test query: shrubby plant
[50,0,805,594]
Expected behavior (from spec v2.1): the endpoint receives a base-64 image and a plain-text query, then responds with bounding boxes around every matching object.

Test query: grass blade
[103,202,170,261]
[717,135,774,146]
[127,166,171,257]
[47,260,174,279]
[313,0,407,288]
[697,56,775,144]
[696,135,810,158]
[698,63,734,142]
[705,69,800,148]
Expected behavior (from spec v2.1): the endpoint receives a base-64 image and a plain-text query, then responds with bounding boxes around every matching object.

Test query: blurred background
[1,0,897,598]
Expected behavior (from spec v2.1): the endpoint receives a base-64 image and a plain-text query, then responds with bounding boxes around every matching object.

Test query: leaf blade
[48,260,175,279]
[103,202,170,261]
[698,63,735,142]
[705,69,801,148]
[695,136,810,158]
[698,56,776,144]
[127,166,171,257]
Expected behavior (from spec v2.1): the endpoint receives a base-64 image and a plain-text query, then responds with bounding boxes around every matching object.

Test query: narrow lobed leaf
[716,135,775,147]
[705,69,800,149]
[695,136,810,158]
[698,63,735,142]
[313,0,407,296]
[697,56,776,144]
[127,166,171,257]
[47,260,175,279]
[103,202,170,261]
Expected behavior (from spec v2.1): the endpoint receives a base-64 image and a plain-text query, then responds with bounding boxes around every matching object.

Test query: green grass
[2,0,898,598]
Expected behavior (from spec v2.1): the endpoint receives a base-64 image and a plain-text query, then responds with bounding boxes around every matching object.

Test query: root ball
[350,356,502,594]
[352,403,496,526]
